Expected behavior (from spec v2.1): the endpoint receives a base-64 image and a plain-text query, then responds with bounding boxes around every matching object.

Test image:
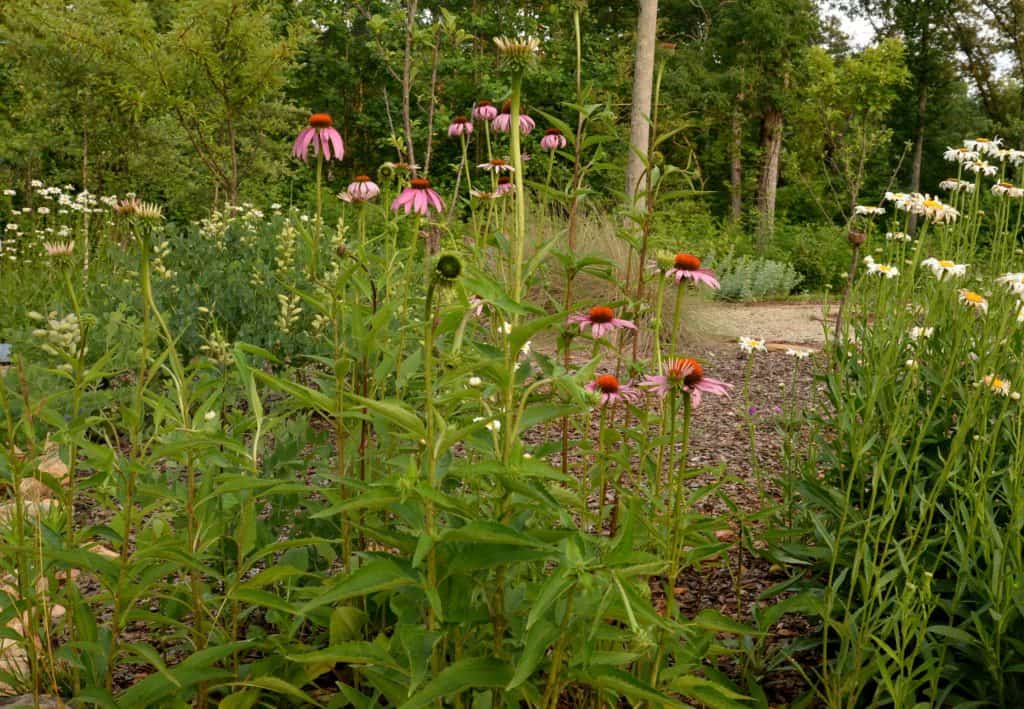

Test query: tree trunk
[729,103,743,223]
[908,86,928,234]
[756,106,783,245]
[625,0,658,208]
[401,0,418,175]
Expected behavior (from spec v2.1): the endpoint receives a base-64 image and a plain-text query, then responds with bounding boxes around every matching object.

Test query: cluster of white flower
[151,240,175,280]
[275,293,302,333]
[885,231,912,242]
[854,205,886,217]
[29,310,85,362]
[938,178,975,193]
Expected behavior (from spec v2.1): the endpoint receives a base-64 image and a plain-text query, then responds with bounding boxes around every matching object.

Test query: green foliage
[777,166,1024,705]
[705,250,802,301]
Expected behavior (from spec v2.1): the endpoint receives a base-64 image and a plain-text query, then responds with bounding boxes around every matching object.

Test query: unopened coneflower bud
[848,229,867,247]
[435,254,462,283]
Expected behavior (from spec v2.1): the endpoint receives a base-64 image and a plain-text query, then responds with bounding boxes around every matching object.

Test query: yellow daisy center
[963,291,984,304]
[938,260,955,268]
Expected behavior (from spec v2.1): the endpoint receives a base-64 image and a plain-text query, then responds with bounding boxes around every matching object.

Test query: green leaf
[693,609,759,636]
[287,642,404,673]
[571,667,688,707]
[221,678,324,708]
[507,619,559,689]
[347,392,426,438]
[669,676,751,709]
[330,607,368,644]
[441,521,549,549]
[399,657,513,709]
[299,557,418,614]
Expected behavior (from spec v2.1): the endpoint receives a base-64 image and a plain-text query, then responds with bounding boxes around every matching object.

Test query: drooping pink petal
[412,189,428,216]
[427,189,445,213]
[391,190,413,213]
[293,127,316,161]
[325,127,345,161]
[611,317,637,330]
[520,115,536,134]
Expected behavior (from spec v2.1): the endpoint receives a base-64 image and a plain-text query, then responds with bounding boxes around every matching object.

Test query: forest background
[1,0,1021,295]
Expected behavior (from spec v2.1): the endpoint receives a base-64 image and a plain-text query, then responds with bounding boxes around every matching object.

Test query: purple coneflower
[496,176,514,195]
[43,240,74,257]
[492,100,536,135]
[587,374,641,406]
[642,358,732,408]
[540,128,567,151]
[391,178,445,217]
[473,100,498,122]
[448,116,473,137]
[293,113,344,162]
[567,306,637,339]
[478,158,515,173]
[666,253,719,289]
[339,175,380,203]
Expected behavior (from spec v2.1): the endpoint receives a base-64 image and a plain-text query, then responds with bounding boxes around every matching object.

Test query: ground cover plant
[4,4,1024,708]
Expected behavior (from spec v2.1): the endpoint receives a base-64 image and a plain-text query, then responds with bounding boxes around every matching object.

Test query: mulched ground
[532,337,827,706]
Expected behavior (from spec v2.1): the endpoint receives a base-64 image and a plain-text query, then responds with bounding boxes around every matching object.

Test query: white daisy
[869,262,899,278]
[982,374,1011,396]
[965,160,998,177]
[739,336,767,353]
[958,289,988,313]
[991,181,1024,198]
[922,257,968,279]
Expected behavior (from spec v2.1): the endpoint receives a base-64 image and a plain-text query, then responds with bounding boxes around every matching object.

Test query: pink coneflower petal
[391,178,444,217]
[492,114,511,133]
[567,306,636,340]
[324,127,345,161]
[293,127,316,161]
[586,374,641,406]
[641,358,732,408]
[520,115,536,134]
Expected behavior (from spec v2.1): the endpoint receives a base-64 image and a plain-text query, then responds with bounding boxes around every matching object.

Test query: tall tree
[625,0,659,207]
[713,0,819,242]
[842,0,959,222]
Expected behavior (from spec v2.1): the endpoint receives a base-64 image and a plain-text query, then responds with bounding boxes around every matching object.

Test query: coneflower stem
[652,275,667,370]
[596,403,609,532]
[510,71,527,308]
[670,282,685,357]
[313,150,323,278]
